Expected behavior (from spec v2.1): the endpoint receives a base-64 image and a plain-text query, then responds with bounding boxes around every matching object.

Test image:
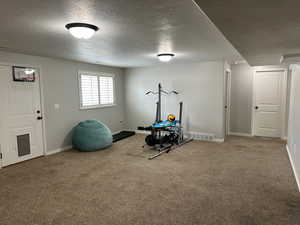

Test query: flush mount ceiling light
[65,23,99,39]
[157,53,175,62]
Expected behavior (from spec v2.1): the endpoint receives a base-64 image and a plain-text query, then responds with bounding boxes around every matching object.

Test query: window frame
[78,70,116,110]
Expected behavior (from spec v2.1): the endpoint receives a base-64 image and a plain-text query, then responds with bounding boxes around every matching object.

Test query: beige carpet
[0,135,300,225]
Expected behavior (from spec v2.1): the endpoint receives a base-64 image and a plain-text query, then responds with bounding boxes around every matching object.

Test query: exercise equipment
[72,120,112,152]
[138,83,192,159]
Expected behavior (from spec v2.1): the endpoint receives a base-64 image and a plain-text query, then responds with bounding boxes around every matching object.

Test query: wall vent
[187,132,216,142]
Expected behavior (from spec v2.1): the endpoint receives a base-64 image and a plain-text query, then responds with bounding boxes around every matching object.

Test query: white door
[0,65,44,166]
[253,70,285,137]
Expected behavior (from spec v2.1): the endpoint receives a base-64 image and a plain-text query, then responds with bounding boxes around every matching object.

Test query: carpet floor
[0,135,300,225]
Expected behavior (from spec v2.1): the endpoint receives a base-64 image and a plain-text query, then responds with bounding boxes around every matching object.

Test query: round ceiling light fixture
[157,53,175,62]
[65,23,99,39]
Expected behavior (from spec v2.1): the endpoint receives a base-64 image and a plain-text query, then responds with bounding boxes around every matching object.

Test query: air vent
[17,134,31,157]
[188,132,216,141]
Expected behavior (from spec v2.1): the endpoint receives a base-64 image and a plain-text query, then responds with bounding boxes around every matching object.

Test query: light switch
[54,104,60,109]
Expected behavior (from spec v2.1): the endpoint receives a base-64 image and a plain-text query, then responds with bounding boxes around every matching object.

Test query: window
[79,72,115,109]
[99,76,114,105]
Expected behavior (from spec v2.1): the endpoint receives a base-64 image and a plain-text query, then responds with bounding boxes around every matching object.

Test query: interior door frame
[224,68,231,136]
[251,67,288,139]
[0,62,46,169]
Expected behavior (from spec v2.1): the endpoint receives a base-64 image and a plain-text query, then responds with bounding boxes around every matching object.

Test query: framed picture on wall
[12,66,35,82]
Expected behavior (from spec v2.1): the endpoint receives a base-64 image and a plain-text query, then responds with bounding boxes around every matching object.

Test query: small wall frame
[13,66,35,82]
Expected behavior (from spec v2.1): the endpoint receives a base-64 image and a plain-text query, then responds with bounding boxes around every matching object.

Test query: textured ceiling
[0,0,240,67]
[194,0,300,66]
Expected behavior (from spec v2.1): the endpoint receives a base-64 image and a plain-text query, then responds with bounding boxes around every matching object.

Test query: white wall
[287,64,300,191]
[0,51,125,153]
[124,61,225,139]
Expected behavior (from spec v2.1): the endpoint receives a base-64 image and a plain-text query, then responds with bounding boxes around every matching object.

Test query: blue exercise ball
[72,120,112,152]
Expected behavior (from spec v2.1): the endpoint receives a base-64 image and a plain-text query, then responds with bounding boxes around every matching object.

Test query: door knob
[37,116,43,120]
[255,106,259,110]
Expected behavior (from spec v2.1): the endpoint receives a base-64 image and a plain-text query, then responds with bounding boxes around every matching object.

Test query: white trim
[135,130,151,135]
[214,138,225,143]
[286,144,300,192]
[251,69,255,136]
[46,145,72,156]
[229,132,253,137]
[79,104,116,110]
[251,68,288,139]
[224,69,231,136]
[38,67,48,157]
[233,60,247,65]
[289,64,300,71]
[78,70,116,110]
[281,71,288,139]
[0,145,2,169]
[0,62,46,168]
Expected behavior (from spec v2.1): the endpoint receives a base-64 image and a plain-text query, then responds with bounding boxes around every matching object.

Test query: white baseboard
[286,144,300,192]
[135,130,151,135]
[228,132,253,137]
[46,145,72,156]
[214,138,225,143]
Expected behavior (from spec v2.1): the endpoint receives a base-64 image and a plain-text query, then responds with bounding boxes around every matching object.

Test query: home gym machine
[138,83,192,159]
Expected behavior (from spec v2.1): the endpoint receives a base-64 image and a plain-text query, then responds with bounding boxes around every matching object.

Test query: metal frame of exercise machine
[138,83,193,159]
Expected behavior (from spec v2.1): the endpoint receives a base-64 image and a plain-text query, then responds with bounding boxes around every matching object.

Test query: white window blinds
[79,73,115,109]
[80,75,99,107]
[99,76,114,105]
